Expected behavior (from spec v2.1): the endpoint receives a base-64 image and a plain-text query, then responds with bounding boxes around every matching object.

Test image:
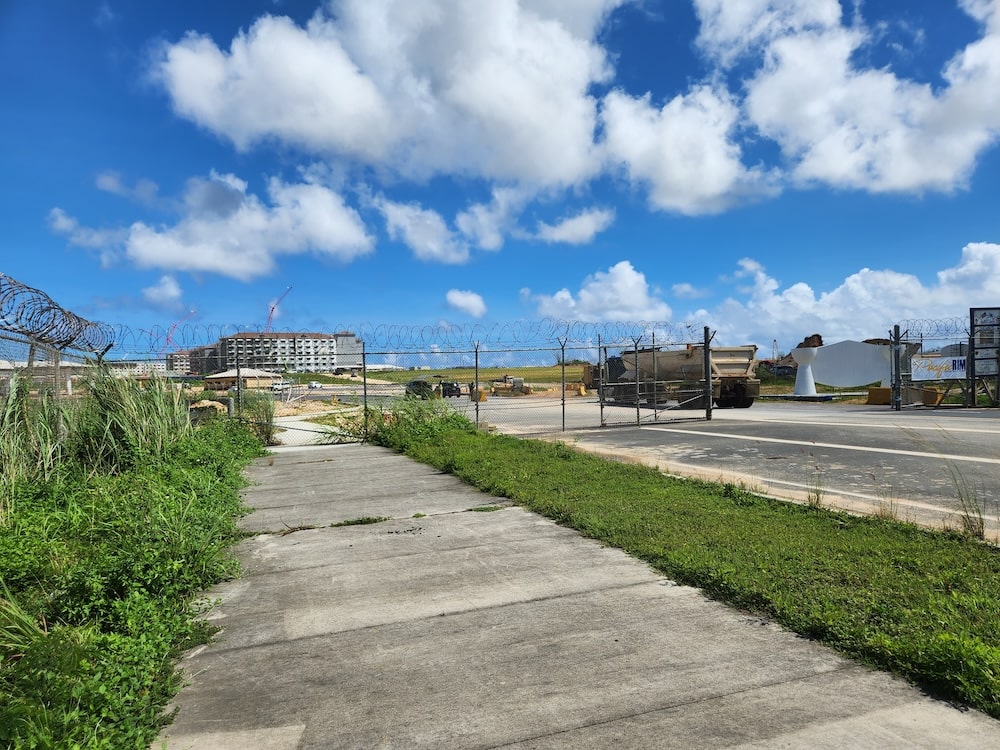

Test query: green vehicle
[404,379,434,399]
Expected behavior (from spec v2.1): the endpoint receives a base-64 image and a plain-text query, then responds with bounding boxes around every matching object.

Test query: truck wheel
[735,397,754,408]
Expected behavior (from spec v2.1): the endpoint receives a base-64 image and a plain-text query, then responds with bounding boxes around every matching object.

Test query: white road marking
[643,426,1000,465]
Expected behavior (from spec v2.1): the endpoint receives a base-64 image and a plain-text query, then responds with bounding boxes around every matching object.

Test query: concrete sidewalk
[158,443,1000,749]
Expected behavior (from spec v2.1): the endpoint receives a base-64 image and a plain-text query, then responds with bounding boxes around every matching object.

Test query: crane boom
[264,286,292,332]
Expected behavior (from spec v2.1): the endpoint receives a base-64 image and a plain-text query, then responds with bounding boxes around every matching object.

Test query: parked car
[404,379,434,399]
[308,381,322,389]
[440,381,461,398]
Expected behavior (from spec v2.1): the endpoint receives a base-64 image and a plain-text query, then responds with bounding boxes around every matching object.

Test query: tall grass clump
[362,397,475,452]
[238,389,277,445]
[0,373,64,524]
[66,368,191,474]
[1,366,268,746]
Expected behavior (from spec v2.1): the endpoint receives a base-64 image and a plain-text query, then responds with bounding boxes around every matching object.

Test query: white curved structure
[791,347,818,396]
[812,340,891,387]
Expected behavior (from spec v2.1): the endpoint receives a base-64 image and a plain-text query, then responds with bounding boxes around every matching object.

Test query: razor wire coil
[0,273,114,354]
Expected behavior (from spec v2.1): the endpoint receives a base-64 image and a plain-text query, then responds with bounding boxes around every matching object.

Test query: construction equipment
[264,286,292,333]
[585,344,760,409]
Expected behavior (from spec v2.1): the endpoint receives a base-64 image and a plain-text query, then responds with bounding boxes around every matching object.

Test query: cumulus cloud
[697,244,1000,347]
[47,208,127,266]
[455,187,528,251]
[376,197,468,263]
[125,174,373,280]
[694,0,1000,193]
[152,0,619,187]
[601,86,773,214]
[52,173,373,281]
[141,275,184,311]
[446,289,487,318]
[148,0,1000,214]
[530,260,671,322]
[536,207,615,244]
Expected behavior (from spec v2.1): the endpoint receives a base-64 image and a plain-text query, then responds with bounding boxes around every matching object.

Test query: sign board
[911,356,966,381]
[971,307,1000,383]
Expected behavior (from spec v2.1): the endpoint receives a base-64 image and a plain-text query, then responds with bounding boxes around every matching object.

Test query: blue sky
[3,0,1000,355]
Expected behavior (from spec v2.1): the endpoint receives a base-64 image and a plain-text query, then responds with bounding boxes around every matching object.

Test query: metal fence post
[891,325,902,412]
[362,341,369,439]
[474,342,480,430]
[703,326,713,421]
[598,334,605,427]
[559,337,567,432]
[651,330,659,421]
[632,336,641,426]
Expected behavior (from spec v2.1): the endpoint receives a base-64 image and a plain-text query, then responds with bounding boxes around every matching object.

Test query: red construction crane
[264,286,292,333]
[159,309,197,356]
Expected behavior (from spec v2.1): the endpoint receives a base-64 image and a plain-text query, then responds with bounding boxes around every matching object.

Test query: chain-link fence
[896,316,999,407]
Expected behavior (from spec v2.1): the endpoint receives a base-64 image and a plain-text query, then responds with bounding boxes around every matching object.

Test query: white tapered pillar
[791,347,818,396]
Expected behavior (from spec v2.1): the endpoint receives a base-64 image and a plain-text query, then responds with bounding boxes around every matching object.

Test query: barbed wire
[0,273,115,355]
[896,317,969,340]
[108,319,707,357]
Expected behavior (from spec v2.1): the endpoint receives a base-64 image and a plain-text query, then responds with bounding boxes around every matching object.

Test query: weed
[330,516,391,527]
[946,463,986,539]
[468,505,504,512]
[869,468,899,521]
[807,467,825,508]
[722,482,760,507]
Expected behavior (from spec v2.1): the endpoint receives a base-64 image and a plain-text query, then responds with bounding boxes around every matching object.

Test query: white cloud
[601,86,773,214]
[697,244,1000,347]
[446,289,487,318]
[47,208,127,265]
[124,174,372,280]
[376,197,468,263]
[455,187,528,251]
[530,260,672,322]
[148,0,1000,216]
[536,207,615,244]
[692,0,1000,193]
[53,173,373,281]
[141,275,184,311]
[153,0,619,188]
[96,171,160,205]
[693,0,843,66]
[672,282,708,300]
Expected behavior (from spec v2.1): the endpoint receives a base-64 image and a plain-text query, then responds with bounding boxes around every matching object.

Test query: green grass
[363,401,1000,719]
[0,371,266,749]
[367,364,587,386]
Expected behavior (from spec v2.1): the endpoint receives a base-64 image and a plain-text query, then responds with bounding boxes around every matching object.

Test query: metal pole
[651,330,658,420]
[361,342,368,439]
[559,338,567,432]
[598,334,605,427]
[892,325,902,411]
[235,347,243,417]
[703,326,713,421]
[474,342,480,429]
[632,336,641,426]
[967,334,976,407]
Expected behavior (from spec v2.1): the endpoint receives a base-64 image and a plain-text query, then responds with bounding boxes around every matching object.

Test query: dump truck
[586,344,760,408]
